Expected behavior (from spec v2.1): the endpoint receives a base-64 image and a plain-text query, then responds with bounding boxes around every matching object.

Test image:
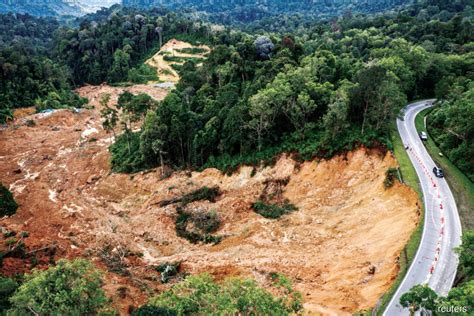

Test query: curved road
[384,100,463,315]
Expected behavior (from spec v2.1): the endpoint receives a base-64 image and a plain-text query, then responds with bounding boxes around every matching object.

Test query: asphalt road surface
[384,100,463,315]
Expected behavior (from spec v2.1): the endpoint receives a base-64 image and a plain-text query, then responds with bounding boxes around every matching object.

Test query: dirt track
[0,84,420,314]
[145,39,210,82]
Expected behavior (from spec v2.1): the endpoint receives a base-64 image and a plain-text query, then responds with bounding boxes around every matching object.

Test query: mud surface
[0,84,420,314]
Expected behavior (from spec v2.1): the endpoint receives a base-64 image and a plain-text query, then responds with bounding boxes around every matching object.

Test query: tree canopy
[7,259,110,316]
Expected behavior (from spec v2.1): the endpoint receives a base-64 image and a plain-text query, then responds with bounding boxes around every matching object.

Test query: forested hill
[122,0,412,22]
[0,0,83,16]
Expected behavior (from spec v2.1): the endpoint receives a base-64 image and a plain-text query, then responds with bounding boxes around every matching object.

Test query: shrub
[456,230,474,283]
[0,277,18,313]
[163,55,202,63]
[0,107,14,124]
[384,167,399,189]
[25,119,35,127]
[98,243,131,276]
[159,186,221,207]
[144,273,303,315]
[170,63,183,73]
[3,230,15,238]
[128,64,159,84]
[35,90,87,112]
[192,210,220,234]
[160,69,173,76]
[132,305,177,316]
[175,47,208,54]
[252,200,297,219]
[110,131,146,173]
[156,262,181,283]
[159,186,223,244]
[0,184,18,217]
[175,208,222,245]
[7,259,110,315]
[180,186,221,205]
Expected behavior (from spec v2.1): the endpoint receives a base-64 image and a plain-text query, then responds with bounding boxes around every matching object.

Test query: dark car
[433,167,444,178]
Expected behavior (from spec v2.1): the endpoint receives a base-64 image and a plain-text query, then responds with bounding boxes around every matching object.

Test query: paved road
[384,100,463,315]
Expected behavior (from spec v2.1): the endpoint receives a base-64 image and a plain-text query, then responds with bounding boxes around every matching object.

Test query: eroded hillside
[145,39,210,83]
[0,85,420,314]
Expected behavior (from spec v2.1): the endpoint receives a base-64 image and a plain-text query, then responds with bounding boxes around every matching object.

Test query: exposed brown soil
[0,84,420,315]
[145,39,210,82]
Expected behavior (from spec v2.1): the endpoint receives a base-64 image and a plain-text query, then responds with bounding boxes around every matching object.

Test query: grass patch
[181,186,220,205]
[128,64,159,84]
[251,201,297,219]
[384,167,399,189]
[163,55,203,63]
[160,69,173,76]
[375,121,425,315]
[175,47,208,54]
[159,186,221,207]
[416,108,474,230]
[170,63,183,72]
[159,187,223,244]
[175,208,222,244]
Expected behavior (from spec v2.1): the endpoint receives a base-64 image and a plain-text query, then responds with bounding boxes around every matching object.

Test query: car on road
[419,131,428,140]
[433,166,444,178]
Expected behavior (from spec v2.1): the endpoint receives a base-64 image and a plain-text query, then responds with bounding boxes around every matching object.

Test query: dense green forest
[428,83,474,181]
[123,0,412,24]
[0,13,86,121]
[0,0,473,314]
[108,0,474,174]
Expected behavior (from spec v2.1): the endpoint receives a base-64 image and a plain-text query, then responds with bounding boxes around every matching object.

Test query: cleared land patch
[145,39,210,83]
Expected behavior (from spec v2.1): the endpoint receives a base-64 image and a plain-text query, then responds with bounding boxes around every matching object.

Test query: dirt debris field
[0,84,420,314]
[145,39,210,82]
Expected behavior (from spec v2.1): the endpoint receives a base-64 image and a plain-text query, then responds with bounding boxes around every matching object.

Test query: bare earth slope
[0,85,420,314]
[145,39,210,82]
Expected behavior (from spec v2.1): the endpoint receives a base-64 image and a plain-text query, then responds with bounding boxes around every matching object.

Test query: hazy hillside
[123,0,413,21]
[75,0,120,13]
[0,0,83,16]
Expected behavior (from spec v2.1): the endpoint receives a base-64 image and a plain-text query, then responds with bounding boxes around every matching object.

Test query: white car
[419,131,428,141]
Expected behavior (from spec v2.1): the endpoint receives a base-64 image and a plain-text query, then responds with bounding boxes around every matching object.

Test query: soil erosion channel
[0,84,420,314]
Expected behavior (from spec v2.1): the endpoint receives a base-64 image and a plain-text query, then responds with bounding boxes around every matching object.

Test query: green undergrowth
[163,55,203,63]
[175,47,208,54]
[416,108,474,230]
[203,127,391,174]
[251,201,297,219]
[110,126,390,175]
[0,183,18,217]
[375,120,425,315]
[159,187,223,245]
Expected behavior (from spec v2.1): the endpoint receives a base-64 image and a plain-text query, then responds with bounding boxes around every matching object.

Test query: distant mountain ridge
[122,0,413,19]
[0,0,120,16]
[74,0,120,13]
[0,0,83,16]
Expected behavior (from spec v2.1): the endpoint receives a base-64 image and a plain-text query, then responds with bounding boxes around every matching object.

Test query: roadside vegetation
[416,106,474,230]
[375,123,425,315]
[400,231,474,314]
